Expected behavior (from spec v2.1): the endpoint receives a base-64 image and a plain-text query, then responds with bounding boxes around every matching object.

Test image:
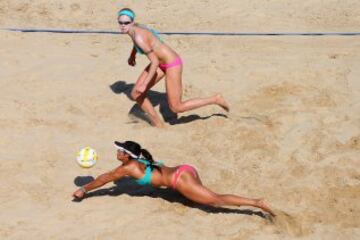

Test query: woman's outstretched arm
[72,165,129,199]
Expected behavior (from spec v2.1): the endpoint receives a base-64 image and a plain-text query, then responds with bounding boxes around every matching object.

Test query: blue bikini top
[135,158,163,186]
[134,25,163,55]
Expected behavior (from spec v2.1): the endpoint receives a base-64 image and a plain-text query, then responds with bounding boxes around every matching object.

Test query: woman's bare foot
[256,199,276,217]
[215,94,230,112]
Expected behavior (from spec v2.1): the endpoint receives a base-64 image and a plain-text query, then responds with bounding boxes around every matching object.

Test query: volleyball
[76,147,98,168]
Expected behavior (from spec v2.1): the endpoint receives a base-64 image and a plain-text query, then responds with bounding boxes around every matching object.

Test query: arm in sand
[72,164,131,199]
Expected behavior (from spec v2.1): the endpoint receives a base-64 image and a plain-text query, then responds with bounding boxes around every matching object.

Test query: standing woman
[117,8,229,127]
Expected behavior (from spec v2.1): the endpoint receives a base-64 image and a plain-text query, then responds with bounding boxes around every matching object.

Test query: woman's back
[151,165,178,187]
[133,25,178,63]
[128,159,177,187]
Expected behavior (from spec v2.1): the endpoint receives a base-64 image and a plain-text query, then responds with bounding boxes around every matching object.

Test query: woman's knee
[169,102,184,113]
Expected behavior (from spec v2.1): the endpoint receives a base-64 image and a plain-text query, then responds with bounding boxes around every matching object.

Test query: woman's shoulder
[117,160,139,172]
[135,25,161,40]
[134,25,149,35]
[133,29,148,46]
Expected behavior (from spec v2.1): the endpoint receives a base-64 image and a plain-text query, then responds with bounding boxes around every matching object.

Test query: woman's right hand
[128,56,136,66]
[72,188,85,199]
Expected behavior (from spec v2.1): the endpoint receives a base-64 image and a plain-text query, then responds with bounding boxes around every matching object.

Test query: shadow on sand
[73,176,268,219]
[109,80,227,125]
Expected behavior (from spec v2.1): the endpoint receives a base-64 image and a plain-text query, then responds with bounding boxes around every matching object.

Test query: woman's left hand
[128,56,136,66]
[72,189,85,199]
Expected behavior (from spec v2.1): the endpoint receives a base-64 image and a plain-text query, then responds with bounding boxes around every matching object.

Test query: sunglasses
[118,20,132,26]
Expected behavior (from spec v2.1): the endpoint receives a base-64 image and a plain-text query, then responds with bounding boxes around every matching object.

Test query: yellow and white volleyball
[76,147,98,168]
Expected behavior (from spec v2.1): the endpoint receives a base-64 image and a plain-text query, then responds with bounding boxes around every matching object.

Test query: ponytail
[140,148,161,171]
[140,148,153,163]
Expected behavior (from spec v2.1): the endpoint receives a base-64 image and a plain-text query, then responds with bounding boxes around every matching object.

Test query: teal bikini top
[135,158,163,186]
[134,25,163,55]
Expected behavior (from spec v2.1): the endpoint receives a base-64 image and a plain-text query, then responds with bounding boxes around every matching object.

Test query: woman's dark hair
[140,148,153,162]
[119,141,159,170]
[120,141,141,157]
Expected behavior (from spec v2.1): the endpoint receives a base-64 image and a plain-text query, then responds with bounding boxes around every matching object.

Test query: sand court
[1,1,360,239]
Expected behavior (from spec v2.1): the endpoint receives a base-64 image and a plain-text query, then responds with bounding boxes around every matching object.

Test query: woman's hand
[72,188,85,199]
[128,56,136,66]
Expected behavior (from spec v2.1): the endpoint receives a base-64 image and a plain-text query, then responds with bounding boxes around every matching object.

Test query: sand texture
[1,1,360,239]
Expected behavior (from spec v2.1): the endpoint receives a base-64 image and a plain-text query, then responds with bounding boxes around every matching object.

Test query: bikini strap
[137,158,163,166]
[153,160,164,166]
[136,158,151,166]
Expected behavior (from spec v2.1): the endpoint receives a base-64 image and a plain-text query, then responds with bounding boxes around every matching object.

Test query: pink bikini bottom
[159,57,183,72]
[171,164,198,189]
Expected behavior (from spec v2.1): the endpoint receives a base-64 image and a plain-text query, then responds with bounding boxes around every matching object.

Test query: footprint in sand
[70,3,80,11]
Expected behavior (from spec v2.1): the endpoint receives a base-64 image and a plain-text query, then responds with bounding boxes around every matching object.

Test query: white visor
[114,144,139,158]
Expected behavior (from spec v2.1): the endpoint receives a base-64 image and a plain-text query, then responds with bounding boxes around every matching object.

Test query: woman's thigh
[136,65,165,87]
[165,66,183,104]
[177,179,219,205]
[132,65,165,98]
[174,172,218,205]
